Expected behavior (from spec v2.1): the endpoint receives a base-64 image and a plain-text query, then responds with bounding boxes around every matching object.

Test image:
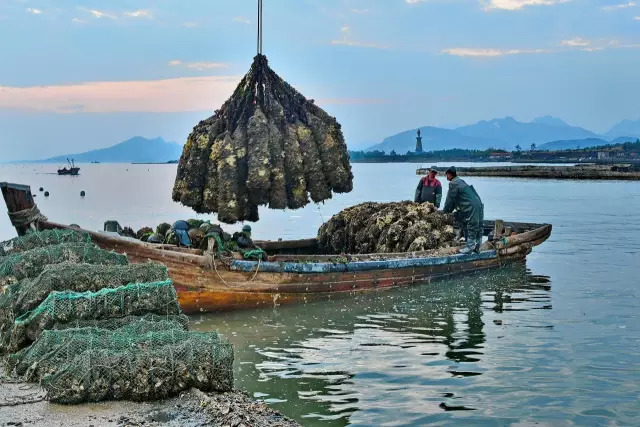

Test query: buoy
[80,191,86,197]
[44,191,50,197]
[39,187,44,192]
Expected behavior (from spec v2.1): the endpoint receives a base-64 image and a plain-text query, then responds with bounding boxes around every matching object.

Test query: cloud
[0,76,241,114]
[0,77,383,114]
[351,9,370,14]
[331,39,391,49]
[601,2,636,11]
[71,18,87,24]
[442,47,548,57]
[561,37,590,47]
[26,8,42,15]
[124,10,152,19]
[331,25,390,49]
[635,15,640,19]
[316,98,390,105]
[168,60,229,71]
[234,16,251,24]
[81,8,117,20]
[183,21,199,28]
[484,0,569,11]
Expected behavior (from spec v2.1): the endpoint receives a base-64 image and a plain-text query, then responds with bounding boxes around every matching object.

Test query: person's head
[445,166,457,181]
[428,166,438,179]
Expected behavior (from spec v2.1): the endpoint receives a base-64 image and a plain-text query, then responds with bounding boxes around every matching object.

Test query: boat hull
[39,221,549,314]
[1,181,552,314]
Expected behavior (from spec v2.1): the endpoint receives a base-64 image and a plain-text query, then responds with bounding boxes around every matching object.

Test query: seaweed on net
[172,55,353,224]
[318,202,457,255]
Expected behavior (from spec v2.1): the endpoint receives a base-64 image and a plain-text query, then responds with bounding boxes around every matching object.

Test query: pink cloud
[0,76,241,113]
[0,77,389,113]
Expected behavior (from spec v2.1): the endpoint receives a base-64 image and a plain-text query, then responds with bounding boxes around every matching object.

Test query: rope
[208,253,262,289]
[257,0,263,55]
[7,206,47,229]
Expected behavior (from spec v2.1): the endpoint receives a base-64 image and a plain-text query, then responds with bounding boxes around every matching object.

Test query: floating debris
[172,54,353,224]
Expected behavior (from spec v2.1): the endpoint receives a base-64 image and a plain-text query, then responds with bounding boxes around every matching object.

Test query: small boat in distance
[57,158,80,176]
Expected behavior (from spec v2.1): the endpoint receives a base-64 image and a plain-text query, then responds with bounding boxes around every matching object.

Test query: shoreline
[416,164,640,180]
[0,371,299,427]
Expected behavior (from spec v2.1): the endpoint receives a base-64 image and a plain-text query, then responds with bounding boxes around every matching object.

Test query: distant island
[367,116,640,154]
[19,136,183,164]
[351,139,640,165]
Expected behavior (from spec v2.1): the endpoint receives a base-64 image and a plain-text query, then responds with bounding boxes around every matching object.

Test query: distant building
[597,151,611,160]
[415,129,424,153]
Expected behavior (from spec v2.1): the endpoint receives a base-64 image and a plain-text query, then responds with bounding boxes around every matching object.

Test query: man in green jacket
[442,167,484,254]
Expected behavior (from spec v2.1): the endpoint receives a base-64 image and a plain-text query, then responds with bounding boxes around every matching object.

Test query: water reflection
[192,263,552,425]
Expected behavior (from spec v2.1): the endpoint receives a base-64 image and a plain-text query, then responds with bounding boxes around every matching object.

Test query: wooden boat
[57,158,80,176]
[1,182,552,314]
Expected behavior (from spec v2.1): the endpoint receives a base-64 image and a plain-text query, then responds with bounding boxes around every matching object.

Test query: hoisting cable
[257,0,263,55]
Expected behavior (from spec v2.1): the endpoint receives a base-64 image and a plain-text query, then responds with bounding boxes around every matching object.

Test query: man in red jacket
[415,166,442,208]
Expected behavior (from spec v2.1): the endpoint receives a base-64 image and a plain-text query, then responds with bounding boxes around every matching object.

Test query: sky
[1,0,639,160]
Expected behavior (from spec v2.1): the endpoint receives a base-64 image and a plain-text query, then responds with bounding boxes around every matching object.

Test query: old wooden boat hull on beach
[2,182,552,314]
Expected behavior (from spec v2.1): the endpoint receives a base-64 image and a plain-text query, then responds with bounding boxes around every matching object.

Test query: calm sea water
[1,163,639,425]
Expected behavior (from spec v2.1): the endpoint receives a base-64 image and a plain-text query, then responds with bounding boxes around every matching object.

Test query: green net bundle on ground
[0,230,90,257]
[172,54,353,224]
[40,328,234,404]
[0,243,128,284]
[8,262,168,322]
[8,316,191,381]
[4,280,180,353]
[317,202,457,254]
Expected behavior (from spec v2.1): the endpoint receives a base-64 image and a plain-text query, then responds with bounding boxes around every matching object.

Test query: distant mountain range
[367,116,640,153]
[30,137,183,163]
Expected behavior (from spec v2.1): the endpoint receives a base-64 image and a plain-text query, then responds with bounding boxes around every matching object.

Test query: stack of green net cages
[1,262,169,332]
[0,230,234,404]
[0,242,128,283]
[6,280,182,353]
[0,229,91,256]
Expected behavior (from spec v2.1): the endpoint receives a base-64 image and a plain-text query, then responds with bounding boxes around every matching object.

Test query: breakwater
[416,164,640,180]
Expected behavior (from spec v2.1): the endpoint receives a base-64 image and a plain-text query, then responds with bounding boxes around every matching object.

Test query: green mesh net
[0,230,91,257]
[9,316,191,381]
[0,230,236,405]
[2,262,168,326]
[0,243,128,282]
[4,281,180,353]
[50,313,190,332]
[40,327,234,403]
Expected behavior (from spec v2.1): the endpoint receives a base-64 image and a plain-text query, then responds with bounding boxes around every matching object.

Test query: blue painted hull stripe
[230,250,498,274]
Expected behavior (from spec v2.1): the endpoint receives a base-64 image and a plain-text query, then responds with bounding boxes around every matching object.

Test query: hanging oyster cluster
[172,55,353,224]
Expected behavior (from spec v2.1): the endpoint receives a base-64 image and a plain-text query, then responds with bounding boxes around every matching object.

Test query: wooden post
[493,219,504,239]
[0,182,36,236]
